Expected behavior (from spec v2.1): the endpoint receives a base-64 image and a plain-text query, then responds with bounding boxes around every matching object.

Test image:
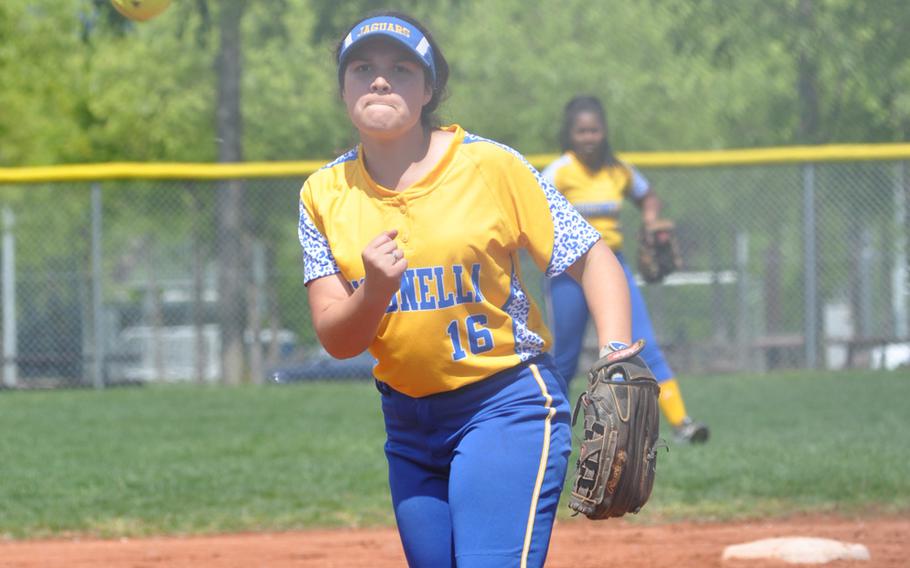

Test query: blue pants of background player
[376,354,571,568]
[544,252,674,383]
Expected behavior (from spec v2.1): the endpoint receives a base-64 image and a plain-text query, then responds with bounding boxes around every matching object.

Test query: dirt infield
[1,514,906,567]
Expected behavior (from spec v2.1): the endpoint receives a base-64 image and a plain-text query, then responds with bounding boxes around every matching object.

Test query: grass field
[0,369,907,539]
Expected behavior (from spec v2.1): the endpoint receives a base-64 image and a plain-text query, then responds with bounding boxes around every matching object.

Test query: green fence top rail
[1,143,909,183]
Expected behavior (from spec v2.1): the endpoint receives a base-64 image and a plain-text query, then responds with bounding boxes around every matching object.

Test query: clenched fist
[361,230,407,303]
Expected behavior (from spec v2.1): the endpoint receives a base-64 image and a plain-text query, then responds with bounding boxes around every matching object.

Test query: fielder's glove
[568,339,663,520]
[637,218,682,284]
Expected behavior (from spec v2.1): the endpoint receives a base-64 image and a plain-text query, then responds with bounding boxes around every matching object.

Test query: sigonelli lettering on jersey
[350,263,483,313]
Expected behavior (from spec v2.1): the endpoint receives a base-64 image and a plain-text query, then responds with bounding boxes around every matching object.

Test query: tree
[215,0,247,385]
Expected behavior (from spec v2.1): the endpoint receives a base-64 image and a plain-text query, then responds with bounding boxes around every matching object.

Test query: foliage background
[1,0,908,168]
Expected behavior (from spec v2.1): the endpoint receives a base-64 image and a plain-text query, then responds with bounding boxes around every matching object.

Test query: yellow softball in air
[110,0,173,22]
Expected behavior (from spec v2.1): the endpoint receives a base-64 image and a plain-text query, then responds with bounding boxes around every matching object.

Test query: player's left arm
[638,192,662,225]
[627,164,661,224]
[627,165,683,281]
[565,241,632,347]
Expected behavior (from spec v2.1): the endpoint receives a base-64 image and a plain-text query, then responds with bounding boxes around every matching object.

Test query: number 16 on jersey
[447,314,494,361]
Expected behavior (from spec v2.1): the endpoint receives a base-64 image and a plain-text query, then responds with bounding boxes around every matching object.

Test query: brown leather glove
[568,340,663,519]
[637,219,682,284]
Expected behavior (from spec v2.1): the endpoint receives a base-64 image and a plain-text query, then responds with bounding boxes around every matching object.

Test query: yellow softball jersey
[299,125,601,397]
[541,152,651,251]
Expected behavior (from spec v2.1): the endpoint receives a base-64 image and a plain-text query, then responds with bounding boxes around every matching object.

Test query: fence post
[802,163,818,369]
[894,162,908,339]
[91,183,104,389]
[858,227,875,338]
[735,230,750,371]
[2,207,17,388]
[248,239,265,384]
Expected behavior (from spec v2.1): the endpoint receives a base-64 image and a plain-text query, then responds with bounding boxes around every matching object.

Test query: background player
[299,13,633,568]
[541,95,709,444]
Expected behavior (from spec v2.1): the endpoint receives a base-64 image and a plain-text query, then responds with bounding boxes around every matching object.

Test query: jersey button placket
[397,200,411,248]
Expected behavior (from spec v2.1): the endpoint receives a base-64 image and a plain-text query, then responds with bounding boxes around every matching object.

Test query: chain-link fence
[0,147,907,387]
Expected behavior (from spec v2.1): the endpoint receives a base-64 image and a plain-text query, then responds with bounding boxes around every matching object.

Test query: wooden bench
[827,336,906,369]
[751,334,805,370]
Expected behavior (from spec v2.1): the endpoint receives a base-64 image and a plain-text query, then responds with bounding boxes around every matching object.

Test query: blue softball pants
[376,354,571,568]
[544,252,674,384]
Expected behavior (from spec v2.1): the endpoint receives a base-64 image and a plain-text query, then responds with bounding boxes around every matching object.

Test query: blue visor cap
[338,16,437,86]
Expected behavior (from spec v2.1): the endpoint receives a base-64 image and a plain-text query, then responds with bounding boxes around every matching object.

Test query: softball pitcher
[542,95,709,444]
[298,13,633,568]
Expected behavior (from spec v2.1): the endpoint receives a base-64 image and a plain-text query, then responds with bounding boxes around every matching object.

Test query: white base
[722,537,870,564]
